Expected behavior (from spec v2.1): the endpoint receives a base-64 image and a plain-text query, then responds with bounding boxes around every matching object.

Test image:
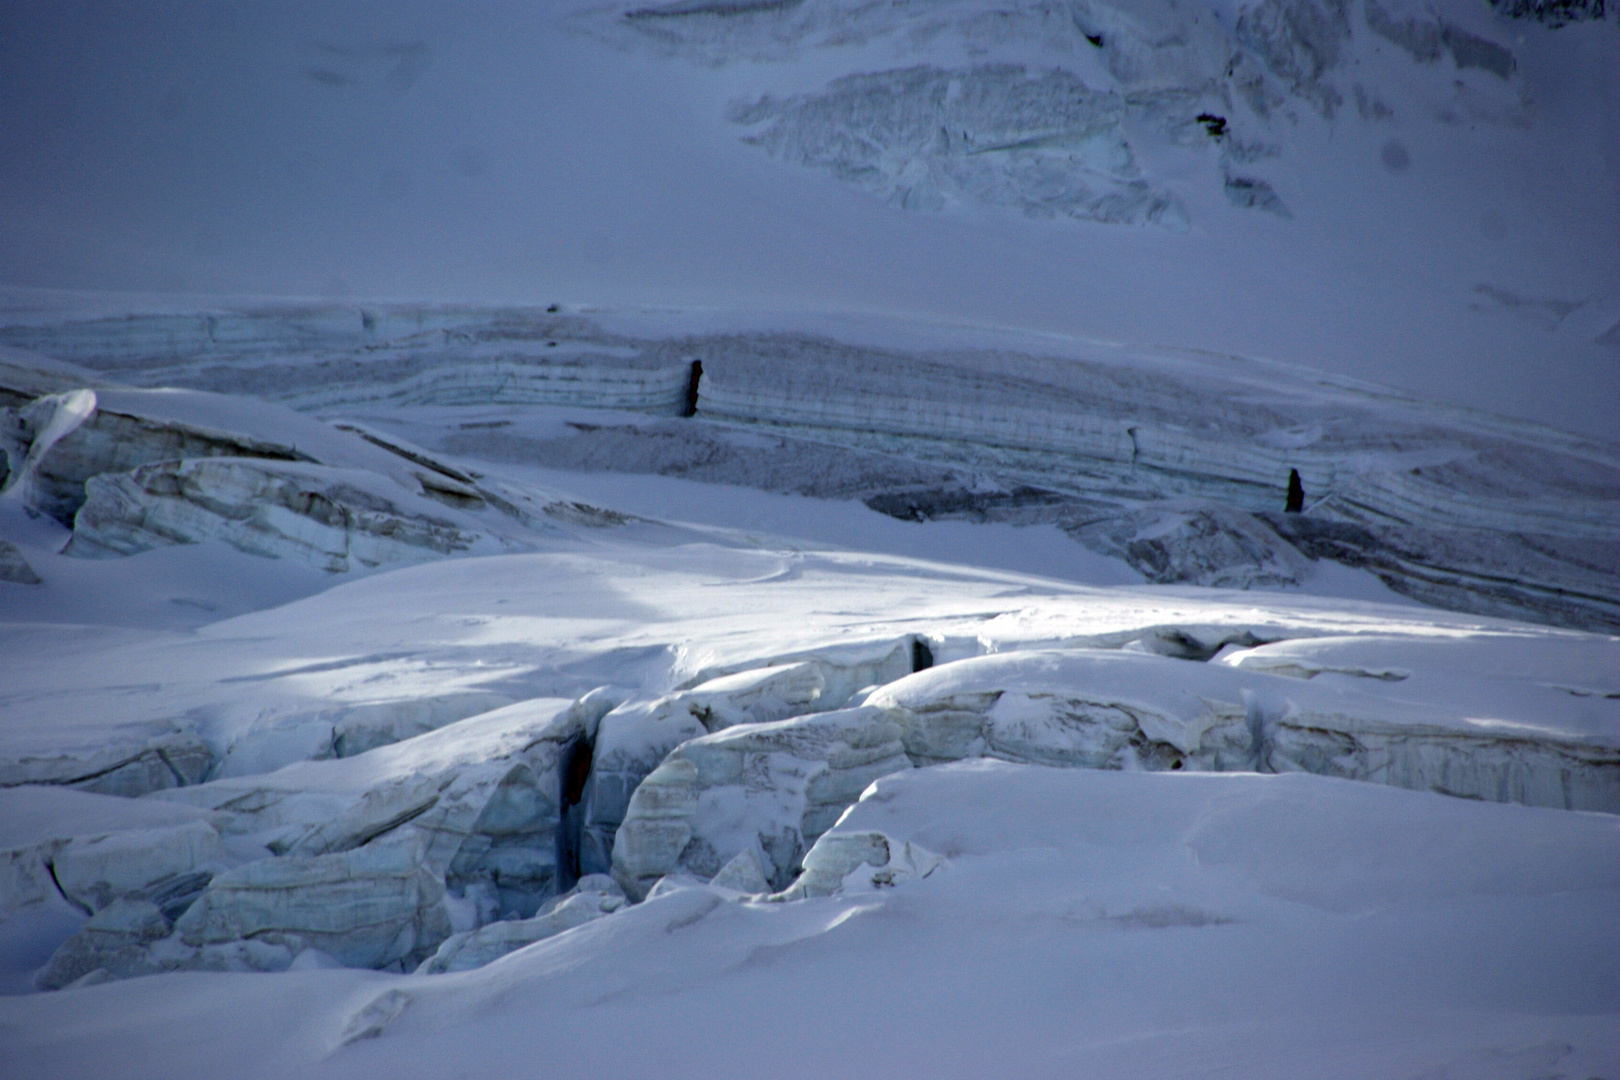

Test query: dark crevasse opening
[1286,469,1305,513]
[682,360,703,418]
[911,637,934,672]
[556,735,594,893]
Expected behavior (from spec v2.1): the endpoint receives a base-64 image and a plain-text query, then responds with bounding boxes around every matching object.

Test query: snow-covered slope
[2,341,1617,1075]
[5,300,1615,630]
[0,1,1616,1074]
[0,0,1616,435]
[5,763,1618,1078]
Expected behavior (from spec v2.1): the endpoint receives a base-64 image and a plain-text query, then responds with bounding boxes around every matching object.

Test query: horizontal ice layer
[12,307,1613,536]
[869,647,1620,810]
[68,459,500,574]
[9,302,1612,629]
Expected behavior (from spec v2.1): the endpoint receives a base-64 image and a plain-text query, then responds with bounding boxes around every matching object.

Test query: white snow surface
[0,295,1617,1077]
[3,763,1617,1078]
[1,2,1618,436]
[0,0,1617,1071]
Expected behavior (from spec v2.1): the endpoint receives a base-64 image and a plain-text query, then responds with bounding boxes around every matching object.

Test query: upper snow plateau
[1,0,1617,1077]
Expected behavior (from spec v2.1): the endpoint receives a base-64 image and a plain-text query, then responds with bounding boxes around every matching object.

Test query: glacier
[3,304,1615,631]
[2,294,1617,1078]
[0,0,1617,1075]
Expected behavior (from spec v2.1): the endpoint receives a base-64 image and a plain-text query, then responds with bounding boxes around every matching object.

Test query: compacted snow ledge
[2,764,1617,1080]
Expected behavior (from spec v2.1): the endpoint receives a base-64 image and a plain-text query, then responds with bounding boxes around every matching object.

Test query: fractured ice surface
[611,706,913,898]
[0,786,224,919]
[729,64,1189,226]
[0,359,651,586]
[415,875,625,974]
[1,307,1617,997]
[8,759,1616,1077]
[171,841,453,972]
[7,302,1613,630]
[27,694,620,985]
[68,459,495,573]
[578,661,831,876]
[588,0,1528,222]
[153,695,617,913]
[0,540,1612,994]
[871,647,1620,810]
[0,0,1612,1067]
